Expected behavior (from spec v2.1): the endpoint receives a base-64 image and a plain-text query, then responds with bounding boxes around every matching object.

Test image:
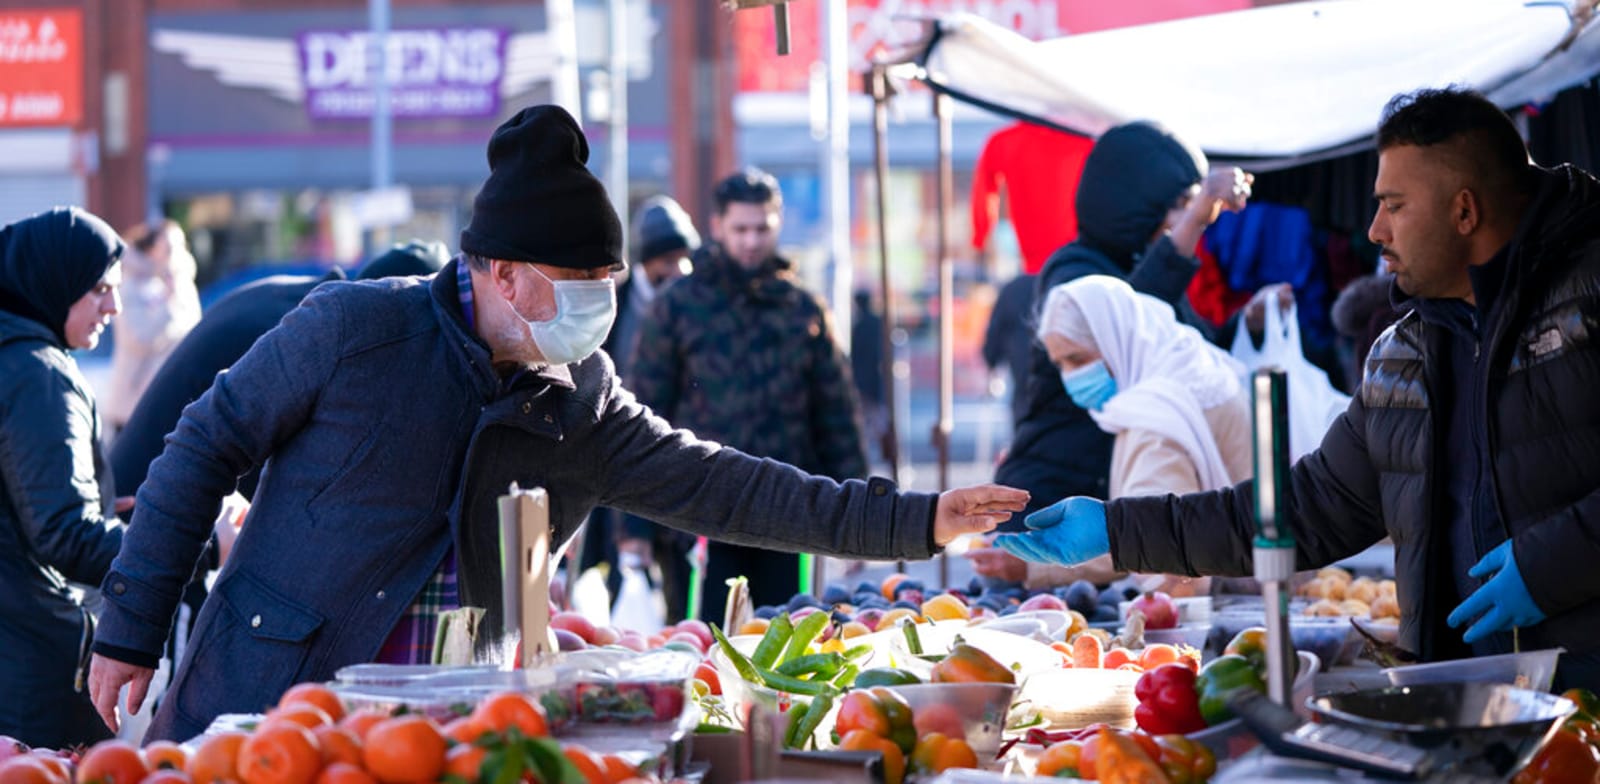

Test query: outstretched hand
[933,484,1030,546]
[994,496,1110,567]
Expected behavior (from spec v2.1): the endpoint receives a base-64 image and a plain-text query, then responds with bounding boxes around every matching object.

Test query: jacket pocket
[172,571,325,725]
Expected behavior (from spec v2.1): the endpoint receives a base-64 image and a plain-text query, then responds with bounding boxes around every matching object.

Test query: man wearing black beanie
[89,104,1031,741]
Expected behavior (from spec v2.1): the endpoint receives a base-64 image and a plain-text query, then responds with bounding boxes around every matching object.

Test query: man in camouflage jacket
[631,169,869,618]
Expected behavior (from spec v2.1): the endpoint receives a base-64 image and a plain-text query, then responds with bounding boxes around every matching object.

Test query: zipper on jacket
[74,605,95,693]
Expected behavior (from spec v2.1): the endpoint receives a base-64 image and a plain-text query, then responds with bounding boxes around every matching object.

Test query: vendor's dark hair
[712,167,782,214]
[1376,87,1534,197]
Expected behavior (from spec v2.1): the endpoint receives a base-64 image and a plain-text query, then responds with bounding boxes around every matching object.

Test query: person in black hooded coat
[0,206,127,748]
[993,121,1255,523]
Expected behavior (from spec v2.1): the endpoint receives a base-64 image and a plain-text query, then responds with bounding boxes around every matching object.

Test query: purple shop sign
[298,27,508,120]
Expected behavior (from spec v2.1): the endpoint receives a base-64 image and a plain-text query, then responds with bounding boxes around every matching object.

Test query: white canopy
[917,0,1600,167]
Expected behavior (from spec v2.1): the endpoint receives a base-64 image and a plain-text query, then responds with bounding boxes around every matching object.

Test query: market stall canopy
[915,0,1600,167]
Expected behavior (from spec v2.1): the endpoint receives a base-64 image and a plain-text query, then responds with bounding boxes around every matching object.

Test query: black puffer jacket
[0,208,125,748]
[994,121,1219,522]
[1108,165,1600,689]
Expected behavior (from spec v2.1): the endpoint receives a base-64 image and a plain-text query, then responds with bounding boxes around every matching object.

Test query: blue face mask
[1061,359,1117,411]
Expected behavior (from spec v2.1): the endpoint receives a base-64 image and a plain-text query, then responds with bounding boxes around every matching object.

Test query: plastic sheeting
[918,0,1600,167]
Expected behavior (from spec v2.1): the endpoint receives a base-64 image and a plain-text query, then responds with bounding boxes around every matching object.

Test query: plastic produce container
[882,682,1019,758]
[1384,647,1563,692]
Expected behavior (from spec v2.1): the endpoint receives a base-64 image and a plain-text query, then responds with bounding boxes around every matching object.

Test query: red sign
[735,0,1249,93]
[0,9,83,126]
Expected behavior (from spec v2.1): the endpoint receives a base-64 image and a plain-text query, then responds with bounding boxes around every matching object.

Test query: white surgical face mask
[512,266,617,365]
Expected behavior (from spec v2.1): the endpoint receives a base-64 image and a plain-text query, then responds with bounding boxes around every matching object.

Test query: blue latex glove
[1447,540,1546,645]
[994,496,1110,567]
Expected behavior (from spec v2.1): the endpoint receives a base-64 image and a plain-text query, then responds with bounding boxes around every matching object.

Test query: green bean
[780,611,831,665]
[789,693,835,750]
[710,622,761,684]
[776,653,845,679]
[750,613,794,669]
[757,666,841,696]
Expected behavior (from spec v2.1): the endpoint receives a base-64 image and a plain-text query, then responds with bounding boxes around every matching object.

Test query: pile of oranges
[0,684,651,784]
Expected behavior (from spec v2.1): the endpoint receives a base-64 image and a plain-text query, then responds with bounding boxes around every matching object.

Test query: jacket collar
[697,243,794,302]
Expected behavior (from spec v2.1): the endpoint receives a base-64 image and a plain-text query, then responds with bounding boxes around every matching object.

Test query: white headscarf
[1038,275,1245,491]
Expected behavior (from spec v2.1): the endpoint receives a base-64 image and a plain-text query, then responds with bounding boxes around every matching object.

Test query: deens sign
[298,28,507,119]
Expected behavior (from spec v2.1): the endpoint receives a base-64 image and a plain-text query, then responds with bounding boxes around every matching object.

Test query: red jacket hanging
[970,122,1094,275]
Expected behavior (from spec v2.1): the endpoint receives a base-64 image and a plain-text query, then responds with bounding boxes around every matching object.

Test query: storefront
[145,0,676,285]
[0,7,89,226]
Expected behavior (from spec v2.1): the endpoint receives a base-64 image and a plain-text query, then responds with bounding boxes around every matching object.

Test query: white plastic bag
[1230,302,1351,460]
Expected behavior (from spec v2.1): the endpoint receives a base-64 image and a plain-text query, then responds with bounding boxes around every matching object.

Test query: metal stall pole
[1251,369,1298,706]
[932,90,954,590]
[869,65,905,574]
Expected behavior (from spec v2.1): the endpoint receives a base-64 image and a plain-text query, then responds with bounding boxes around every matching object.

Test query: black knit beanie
[356,239,450,280]
[0,206,124,347]
[632,196,700,264]
[1075,121,1208,259]
[460,105,623,270]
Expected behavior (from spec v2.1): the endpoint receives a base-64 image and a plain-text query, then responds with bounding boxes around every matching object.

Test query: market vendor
[996,87,1600,690]
[87,105,1028,742]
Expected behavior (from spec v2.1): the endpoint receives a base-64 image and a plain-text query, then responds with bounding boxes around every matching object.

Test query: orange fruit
[278,684,345,724]
[443,746,486,782]
[597,755,637,784]
[187,732,247,784]
[311,727,362,767]
[362,716,445,784]
[237,723,321,784]
[335,709,388,742]
[0,757,68,784]
[559,746,605,784]
[265,704,334,731]
[31,757,71,784]
[470,693,548,738]
[441,717,486,746]
[142,743,189,773]
[76,741,148,784]
[142,771,193,784]
[880,574,908,601]
[312,763,374,784]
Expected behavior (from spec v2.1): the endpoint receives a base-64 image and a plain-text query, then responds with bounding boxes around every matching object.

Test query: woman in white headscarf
[969,275,1252,591]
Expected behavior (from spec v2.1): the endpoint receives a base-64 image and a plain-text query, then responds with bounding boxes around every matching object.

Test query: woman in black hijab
[0,206,128,748]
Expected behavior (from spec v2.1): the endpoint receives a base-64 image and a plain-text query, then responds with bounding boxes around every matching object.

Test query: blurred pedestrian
[631,168,871,619]
[982,272,1037,429]
[105,219,201,435]
[850,289,888,462]
[584,197,699,623]
[0,207,127,748]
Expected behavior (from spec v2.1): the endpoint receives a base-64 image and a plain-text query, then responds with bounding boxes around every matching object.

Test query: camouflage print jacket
[630,244,868,481]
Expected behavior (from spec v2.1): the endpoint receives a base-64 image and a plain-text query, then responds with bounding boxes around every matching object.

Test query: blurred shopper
[105,220,201,435]
[982,272,1038,429]
[994,121,1255,523]
[0,207,127,748]
[630,168,870,620]
[88,107,1027,741]
[970,276,1250,593]
[997,88,1600,690]
[583,197,699,623]
[850,289,888,461]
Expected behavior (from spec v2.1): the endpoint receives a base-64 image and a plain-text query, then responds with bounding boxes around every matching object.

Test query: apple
[616,632,648,652]
[553,629,588,651]
[665,632,708,654]
[1018,593,1068,613]
[1130,592,1179,630]
[550,612,599,644]
[590,626,621,646]
[674,620,714,650]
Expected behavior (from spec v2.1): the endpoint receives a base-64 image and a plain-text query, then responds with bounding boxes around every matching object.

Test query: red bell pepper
[1134,663,1208,735]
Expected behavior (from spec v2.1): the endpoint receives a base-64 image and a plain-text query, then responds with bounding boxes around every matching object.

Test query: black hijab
[1074,121,1208,260]
[0,207,124,347]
